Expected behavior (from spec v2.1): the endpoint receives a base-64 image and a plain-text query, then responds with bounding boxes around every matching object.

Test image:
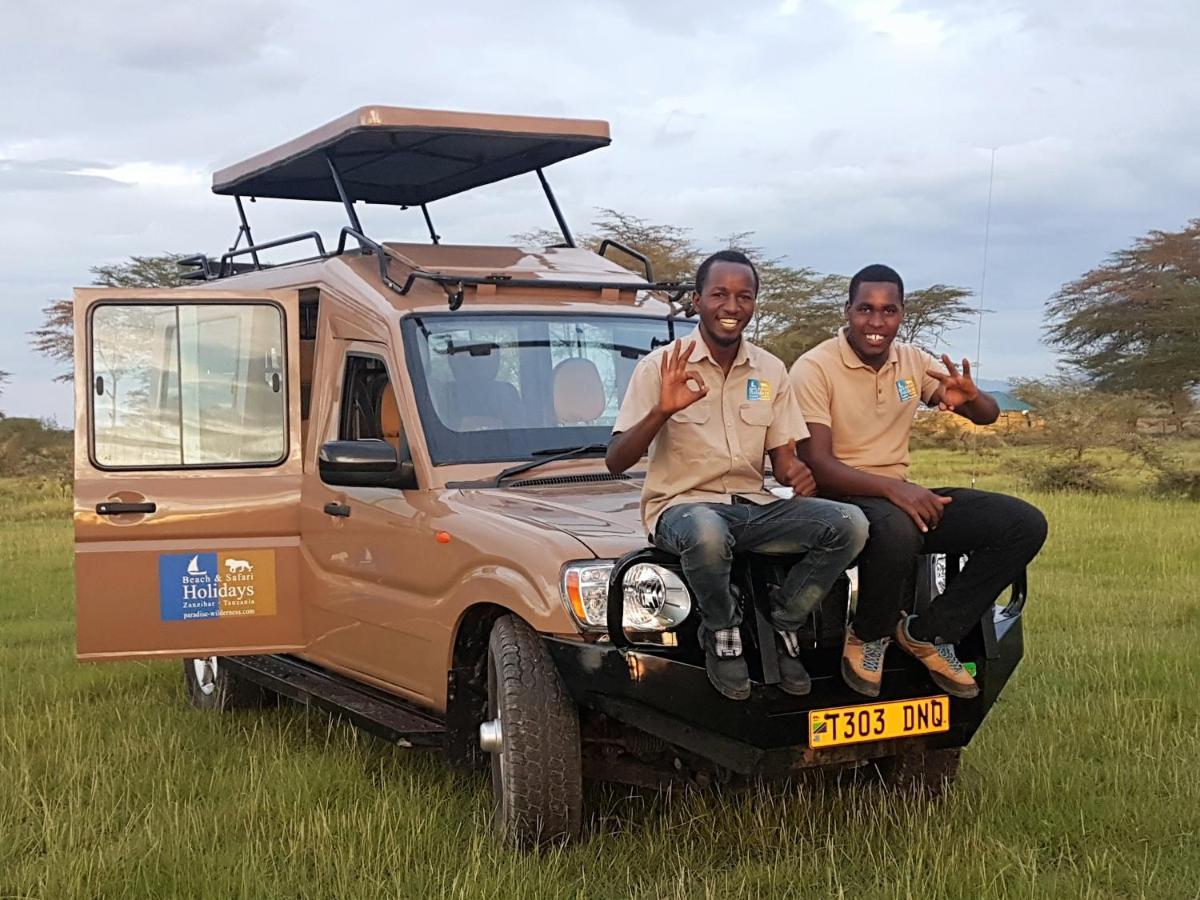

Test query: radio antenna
[971,148,996,489]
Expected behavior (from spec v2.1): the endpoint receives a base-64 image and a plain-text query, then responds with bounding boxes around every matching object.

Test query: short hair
[848,263,904,305]
[695,250,759,295]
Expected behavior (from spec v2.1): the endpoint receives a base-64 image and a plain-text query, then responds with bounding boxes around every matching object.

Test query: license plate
[808,695,950,748]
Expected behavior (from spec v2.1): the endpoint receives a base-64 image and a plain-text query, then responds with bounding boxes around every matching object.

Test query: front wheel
[183,657,273,711]
[483,615,583,848]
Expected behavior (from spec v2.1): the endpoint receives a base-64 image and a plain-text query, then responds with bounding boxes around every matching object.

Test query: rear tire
[870,747,961,798]
[183,657,273,711]
[486,615,583,848]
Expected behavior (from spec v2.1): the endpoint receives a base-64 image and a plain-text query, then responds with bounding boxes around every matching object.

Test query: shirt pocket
[738,401,772,428]
[737,401,772,458]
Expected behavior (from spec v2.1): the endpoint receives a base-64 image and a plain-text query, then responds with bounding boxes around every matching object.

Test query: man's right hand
[883,480,952,533]
[658,340,708,416]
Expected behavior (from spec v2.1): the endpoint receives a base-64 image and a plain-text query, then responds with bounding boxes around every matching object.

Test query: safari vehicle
[73,105,1029,847]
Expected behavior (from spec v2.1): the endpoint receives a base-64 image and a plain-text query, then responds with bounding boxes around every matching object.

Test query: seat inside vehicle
[553,358,605,425]
[435,345,524,431]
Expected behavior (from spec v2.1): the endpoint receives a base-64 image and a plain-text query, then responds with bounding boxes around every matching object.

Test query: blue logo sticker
[896,378,917,402]
[747,379,772,402]
[159,553,220,621]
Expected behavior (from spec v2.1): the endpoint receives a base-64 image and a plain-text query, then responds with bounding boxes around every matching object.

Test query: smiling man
[790,263,1047,700]
[607,250,869,700]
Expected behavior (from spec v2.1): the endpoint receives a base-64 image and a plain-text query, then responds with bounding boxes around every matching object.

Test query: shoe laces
[861,637,890,673]
[935,642,964,673]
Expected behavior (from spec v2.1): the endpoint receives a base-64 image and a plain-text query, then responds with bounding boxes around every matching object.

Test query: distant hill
[0,417,72,479]
[976,378,1012,393]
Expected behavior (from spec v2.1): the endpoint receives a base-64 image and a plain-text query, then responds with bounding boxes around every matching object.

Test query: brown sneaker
[841,628,889,697]
[894,615,979,699]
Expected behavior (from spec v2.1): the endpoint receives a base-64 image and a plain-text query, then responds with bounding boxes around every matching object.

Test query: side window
[338,354,409,460]
[90,303,287,468]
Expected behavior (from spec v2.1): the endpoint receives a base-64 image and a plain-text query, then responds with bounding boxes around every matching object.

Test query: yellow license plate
[808,695,950,748]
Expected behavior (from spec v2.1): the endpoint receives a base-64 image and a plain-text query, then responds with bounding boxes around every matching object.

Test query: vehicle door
[74,288,306,660]
[301,342,442,704]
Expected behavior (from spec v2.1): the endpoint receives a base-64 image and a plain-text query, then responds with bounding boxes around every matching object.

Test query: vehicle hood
[454,478,648,558]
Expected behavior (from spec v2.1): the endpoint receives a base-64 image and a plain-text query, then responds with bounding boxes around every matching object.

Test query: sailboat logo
[186,555,206,576]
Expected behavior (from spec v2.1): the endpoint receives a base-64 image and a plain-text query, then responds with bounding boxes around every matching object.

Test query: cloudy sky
[2,0,1197,423]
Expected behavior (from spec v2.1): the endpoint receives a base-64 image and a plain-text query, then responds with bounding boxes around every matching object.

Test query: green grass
[2,453,1199,899]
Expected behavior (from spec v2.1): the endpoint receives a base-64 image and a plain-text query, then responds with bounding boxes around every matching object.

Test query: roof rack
[183,106,696,310]
[182,226,692,311]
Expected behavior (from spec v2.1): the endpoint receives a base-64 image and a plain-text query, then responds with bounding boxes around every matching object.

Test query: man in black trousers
[789,263,1047,699]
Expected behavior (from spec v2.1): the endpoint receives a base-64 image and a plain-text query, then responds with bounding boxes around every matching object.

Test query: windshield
[401,312,695,465]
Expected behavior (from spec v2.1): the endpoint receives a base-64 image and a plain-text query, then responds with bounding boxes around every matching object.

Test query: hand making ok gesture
[926,354,979,412]
[658,340,709,417]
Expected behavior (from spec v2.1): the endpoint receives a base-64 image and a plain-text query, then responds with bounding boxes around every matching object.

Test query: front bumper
[545,606,1023,775]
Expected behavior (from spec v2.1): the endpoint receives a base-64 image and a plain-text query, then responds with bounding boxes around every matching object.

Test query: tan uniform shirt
[614,338,808,535]
[789,328,942,481]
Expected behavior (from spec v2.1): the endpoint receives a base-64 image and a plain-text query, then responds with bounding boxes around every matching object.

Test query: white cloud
[69,162,207,189]
[833,0,948,48]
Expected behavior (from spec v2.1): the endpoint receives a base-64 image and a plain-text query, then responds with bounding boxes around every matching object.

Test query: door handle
[323,502,351,518]
[97,501,157,515]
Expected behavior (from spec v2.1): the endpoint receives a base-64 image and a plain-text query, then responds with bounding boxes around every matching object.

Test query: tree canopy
[515,212,972,366]
[36,224,980,380]
[899,285,978,349]
[29,253,189,382]
[513,208,701,284]
[1044,219,1200,408]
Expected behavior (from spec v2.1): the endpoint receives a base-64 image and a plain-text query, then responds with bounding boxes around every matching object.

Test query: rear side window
[90,303,287,468]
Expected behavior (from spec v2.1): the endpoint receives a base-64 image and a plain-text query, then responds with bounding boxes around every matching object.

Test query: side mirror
[318,441,417,490]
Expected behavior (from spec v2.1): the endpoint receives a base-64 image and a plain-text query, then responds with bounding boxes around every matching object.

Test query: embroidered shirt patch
[896,378,917,402]
[747,379,772,401]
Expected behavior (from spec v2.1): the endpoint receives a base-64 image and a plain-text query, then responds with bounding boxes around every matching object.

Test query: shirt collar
[690,334,751,368]
[837,326,898,370]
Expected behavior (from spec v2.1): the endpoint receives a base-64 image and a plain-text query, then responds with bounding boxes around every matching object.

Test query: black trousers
[846,488,1048,643]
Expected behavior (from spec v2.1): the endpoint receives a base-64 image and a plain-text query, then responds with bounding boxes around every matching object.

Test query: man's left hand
[776,458,818,497]
[927,354,980,412]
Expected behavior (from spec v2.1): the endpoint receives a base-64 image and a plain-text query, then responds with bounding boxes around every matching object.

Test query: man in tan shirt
[608,250,868,700]
[790,263,1047,700]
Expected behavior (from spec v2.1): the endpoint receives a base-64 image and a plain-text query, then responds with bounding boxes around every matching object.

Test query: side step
[223,654,445,749]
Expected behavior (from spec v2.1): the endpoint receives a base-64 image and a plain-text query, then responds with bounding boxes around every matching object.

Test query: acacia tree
[513,208,702,284]
[29,253,188,382]
[517,215,978,366]
[899,285,978,351]
[1044,220,1200,415]
[719,233,845,365]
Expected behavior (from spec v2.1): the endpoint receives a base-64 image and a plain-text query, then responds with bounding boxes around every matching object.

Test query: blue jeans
[653,498,869,638]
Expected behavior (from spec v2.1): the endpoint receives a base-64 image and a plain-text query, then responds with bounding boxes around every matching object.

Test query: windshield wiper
[493,443,609,487]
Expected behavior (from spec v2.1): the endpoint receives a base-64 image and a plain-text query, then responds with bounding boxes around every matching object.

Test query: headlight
[561,561,692,632]
[933,554,970,594]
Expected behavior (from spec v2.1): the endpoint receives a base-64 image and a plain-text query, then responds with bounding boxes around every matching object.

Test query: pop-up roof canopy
[188,105,691,309]
[212,105,611,205]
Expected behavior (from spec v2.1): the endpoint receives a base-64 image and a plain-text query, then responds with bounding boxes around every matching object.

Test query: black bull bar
[543,547,1027,775]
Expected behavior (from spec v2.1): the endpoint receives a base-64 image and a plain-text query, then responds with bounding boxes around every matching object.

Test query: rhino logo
[224,558,254,574]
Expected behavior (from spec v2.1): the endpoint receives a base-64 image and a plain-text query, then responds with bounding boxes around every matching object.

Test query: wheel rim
[192,656,219,696]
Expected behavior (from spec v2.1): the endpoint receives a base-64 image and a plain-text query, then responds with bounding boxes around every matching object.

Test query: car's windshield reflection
[402,313,694,466]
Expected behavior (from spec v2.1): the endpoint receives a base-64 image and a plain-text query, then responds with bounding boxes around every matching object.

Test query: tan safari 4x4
[74,106,1030,848]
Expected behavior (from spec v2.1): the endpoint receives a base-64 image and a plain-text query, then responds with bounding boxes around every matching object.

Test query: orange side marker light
[435,531,452,544]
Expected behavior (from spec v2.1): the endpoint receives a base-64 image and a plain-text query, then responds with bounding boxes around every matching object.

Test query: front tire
[485,615,583,848]
[183,657,272,711]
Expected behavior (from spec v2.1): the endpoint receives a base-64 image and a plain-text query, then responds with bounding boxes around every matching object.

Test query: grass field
[2,450,1198,899]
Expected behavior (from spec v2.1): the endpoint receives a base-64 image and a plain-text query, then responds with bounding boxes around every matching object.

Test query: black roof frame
[186,145,694,311]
